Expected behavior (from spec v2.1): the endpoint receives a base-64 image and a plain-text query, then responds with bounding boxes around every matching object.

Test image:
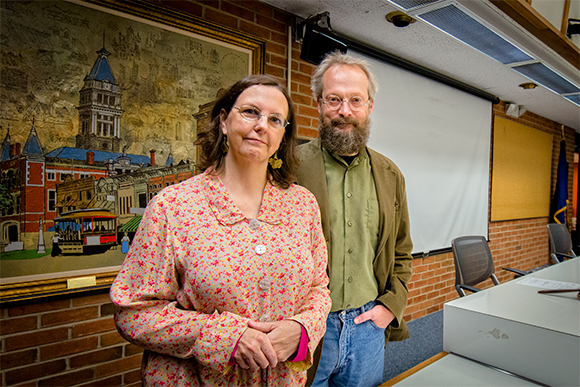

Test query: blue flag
[550,139,568,224]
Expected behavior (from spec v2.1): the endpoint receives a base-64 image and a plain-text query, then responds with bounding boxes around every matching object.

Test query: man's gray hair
[311,51,378,101]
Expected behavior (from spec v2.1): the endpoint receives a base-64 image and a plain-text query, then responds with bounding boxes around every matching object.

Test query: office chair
[547,224,577,264]
[452,236,501,297]
[451,236,530,296]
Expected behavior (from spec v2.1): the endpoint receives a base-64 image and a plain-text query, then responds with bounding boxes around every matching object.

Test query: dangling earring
[221,136,229,154]
[268,151,283,169]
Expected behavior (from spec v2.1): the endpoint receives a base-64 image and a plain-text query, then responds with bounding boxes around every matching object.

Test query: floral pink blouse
[110,170,331,386]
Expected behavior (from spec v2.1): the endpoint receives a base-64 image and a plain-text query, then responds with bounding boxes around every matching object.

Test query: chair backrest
[547,224,577,263]
[451,236,499,296]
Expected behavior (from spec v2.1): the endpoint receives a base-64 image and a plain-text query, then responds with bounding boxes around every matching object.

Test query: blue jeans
[311,300,386,387]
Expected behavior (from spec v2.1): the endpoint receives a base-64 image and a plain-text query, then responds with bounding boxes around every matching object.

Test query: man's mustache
[330,117,360,127]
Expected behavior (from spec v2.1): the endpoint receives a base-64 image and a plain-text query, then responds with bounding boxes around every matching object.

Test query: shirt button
[248,219,260,230]
[348,276,353,283]
[346,192,352,198]
[255,244,266,255]
[258,278,271,290]
[347,221,352,227]
[259,314,272,322]
[348,248,353,253]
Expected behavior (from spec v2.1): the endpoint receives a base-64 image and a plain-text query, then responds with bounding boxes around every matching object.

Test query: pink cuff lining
[290,324,309,362]
[228,339,240,365]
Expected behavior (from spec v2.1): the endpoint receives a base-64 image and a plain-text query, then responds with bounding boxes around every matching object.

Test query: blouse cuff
[228,338,241,365]
[290,324,309,362]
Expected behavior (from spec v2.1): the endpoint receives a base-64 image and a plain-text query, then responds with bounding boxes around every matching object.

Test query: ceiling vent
[564,94,580,105]
[419,4,532,64]
[383,0,580,106]
[512,62,580,95]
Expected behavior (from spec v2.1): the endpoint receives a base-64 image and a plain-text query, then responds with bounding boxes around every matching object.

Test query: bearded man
[297,52,413,387]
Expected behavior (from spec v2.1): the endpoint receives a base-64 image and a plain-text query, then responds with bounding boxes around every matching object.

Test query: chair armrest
[552,252,574,263]
[502,267,527,277]
[457,284,481,294]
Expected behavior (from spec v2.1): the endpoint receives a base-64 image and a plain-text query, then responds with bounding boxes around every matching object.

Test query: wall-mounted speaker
[300,24,347,65]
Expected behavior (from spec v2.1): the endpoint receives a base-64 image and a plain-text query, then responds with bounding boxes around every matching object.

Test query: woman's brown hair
[195,74,298,189]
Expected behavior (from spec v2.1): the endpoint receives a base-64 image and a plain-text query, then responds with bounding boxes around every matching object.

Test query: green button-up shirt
[323,147,379,312]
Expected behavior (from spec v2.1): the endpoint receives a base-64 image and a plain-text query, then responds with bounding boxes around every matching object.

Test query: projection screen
[352,51,492,255]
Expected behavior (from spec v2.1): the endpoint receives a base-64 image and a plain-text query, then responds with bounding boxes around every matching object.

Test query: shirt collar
[203,170,284,226]
[324,146,369,168]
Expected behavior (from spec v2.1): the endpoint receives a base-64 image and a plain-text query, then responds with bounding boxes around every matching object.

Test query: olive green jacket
[296,138,413,384]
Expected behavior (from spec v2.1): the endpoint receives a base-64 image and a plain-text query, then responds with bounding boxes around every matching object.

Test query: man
[297,52,413,387]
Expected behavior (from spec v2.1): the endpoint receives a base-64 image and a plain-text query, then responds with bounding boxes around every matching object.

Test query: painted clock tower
[76,46,123,152]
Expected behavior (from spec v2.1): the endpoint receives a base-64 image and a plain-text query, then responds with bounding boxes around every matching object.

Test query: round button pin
[255,244,266,255]
[249,219,260,230]
[258,278,271,290]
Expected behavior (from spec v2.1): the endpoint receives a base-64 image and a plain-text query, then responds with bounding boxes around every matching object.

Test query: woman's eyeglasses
[234,106,289,130]
[322,95,369,111]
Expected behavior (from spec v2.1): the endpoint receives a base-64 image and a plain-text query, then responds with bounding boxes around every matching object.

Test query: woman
[110,74,331,386]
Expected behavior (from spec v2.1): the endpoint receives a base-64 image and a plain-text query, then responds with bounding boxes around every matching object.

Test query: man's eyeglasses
[321,95,369,111]
[233,106,289,130]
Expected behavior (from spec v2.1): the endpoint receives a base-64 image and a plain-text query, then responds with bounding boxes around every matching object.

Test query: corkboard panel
[491,117,553,221]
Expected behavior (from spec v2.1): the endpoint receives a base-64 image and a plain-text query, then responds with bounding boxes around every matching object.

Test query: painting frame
[0,0,265,303]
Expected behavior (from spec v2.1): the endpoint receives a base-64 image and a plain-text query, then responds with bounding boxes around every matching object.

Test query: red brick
[239,20,270,39]
[204,8,238,29]
[41,336,98,360]
[270,30,288,45]
[256,13,286,33]
[0,315,37,335]
[125,343,145,356]
[297,105,318,118]
[72,317,117,338]
[5,359,67,385]
[297,127,319,139]
[221,1,254,22]
[264,41,285,57]
[5,327,68,351]
[77,375,123,387]
[101,330,126,347]
[8,299,69,317]
[95,354,142,378]
[42,306,99,327]
[101,303,115,317]
[38,368,95,387]
[70,347,123,369]
[73,293,112,307]
[124,369,141,384]
[0,348,37,370]
[269,53,287,67]
[265,64,285,78]
[292,92,313,106]
[240,0,274,17]
[199,0,220,11]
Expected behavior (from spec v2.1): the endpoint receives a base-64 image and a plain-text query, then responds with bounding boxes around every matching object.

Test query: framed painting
[0,0,265,302]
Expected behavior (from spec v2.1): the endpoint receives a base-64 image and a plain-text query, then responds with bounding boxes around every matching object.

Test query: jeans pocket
[368,319,387,331]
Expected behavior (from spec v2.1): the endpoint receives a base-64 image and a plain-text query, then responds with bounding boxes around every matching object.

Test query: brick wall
[1,293,142,386]
[1,1,576,386]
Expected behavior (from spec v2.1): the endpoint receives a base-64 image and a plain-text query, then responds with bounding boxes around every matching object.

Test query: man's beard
[318,113,371,156]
